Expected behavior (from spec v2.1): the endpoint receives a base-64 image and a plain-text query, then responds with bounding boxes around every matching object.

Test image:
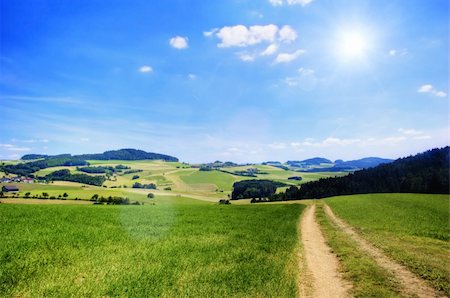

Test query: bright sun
[337,30,369,59]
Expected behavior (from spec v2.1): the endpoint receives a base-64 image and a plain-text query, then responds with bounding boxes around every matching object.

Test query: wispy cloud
[138,65,153,73]
[417,84,447,97]
[203,28,218,37]
[0,144,31,152]
[238,53,257,62]
[284,67,317,87]
[0,95,83,105]
[389,48,408,56]
[11,138,49,143]
[260,43,279,56]
[274,49,306,63]
[269,0,314,6]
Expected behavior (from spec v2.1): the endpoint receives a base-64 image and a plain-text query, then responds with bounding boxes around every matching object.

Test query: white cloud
[260,43,279,56]
[269,0,314,6]
[287,0,314,5]
[188,74,197,80]
[389,48,408,56]
[238,53,256,62]
[80,138,90,142]
[297,67,314,76]
[12,138,48,143]
[215,24,278,47]
[278,25,297,43]
[203,28,218,37]
[284,67,316,87]
[268,142,287,149]
[269,0,283,5]
[417,84,447,97]
[139,65,153,73]
[170,36,188,49]
[418,84,433,93]
[398,128,422,136]
[274,49,306,63]
[435,91,447,97]
[0,144,31,152]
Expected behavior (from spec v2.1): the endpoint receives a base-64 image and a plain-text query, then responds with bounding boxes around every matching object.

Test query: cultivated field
[1,160,345,202]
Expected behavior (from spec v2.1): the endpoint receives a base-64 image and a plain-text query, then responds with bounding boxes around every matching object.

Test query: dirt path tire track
[323,204,444,298]
[300,204,351,298]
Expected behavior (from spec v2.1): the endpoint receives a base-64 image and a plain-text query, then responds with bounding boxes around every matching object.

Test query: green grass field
[0,199,305,297]
[178,169,243,191]
[325,193,450,295]
[316,203,401,297]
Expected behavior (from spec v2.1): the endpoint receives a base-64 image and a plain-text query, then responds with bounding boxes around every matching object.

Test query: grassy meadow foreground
[324,193,450,295]
[0,197,304,297]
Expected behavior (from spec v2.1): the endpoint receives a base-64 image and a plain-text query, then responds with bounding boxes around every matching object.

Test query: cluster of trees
[132,182,156,189]
[278,147,449,200]
[231,180,285,200]
[77,166,116,174]
[199,161,238,171]
[123,169,143,175]
[1,191,72,200]
[2,156,88,177]
[90,194,141,205]
[45,169,106,186]
[21,154,49,160]
[218,168,268,177]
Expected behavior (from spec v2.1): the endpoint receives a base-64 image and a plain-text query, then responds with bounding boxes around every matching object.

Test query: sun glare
[336,29,370,60]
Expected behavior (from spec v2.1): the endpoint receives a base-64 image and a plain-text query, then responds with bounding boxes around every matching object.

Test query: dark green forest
[45,169,106,186]
[279,147,449,200]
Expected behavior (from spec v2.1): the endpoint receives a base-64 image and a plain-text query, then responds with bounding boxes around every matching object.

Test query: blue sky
[1,0,448,163]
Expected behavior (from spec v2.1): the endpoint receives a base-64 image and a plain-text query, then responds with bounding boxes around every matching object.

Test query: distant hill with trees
[300,157,393,172]
[2,149,178,178]
[287,157,332,167]
[21,148,178,162]
[280,147,449,200]
[75,148,178,161]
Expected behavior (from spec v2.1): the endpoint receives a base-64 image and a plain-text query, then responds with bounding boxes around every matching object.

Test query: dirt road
[300,204,351,297]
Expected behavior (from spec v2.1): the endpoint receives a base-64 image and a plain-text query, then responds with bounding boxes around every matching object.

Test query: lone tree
[147,193,154,199]
[63,192,68,198]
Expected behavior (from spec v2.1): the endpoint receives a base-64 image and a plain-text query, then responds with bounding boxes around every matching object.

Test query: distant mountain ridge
[21,148,178,162]
[287,157,332,167]
[265,156,393,172]
[300,157,394,172]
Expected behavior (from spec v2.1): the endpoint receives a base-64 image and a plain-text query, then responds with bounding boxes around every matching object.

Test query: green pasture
[0,200,305,297]
[325,193,450,295]
[0,183,149,202]
[178,169,243,192]
[316,203,401,297]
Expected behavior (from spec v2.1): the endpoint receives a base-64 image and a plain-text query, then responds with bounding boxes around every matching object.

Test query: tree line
[279,147,449,200]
